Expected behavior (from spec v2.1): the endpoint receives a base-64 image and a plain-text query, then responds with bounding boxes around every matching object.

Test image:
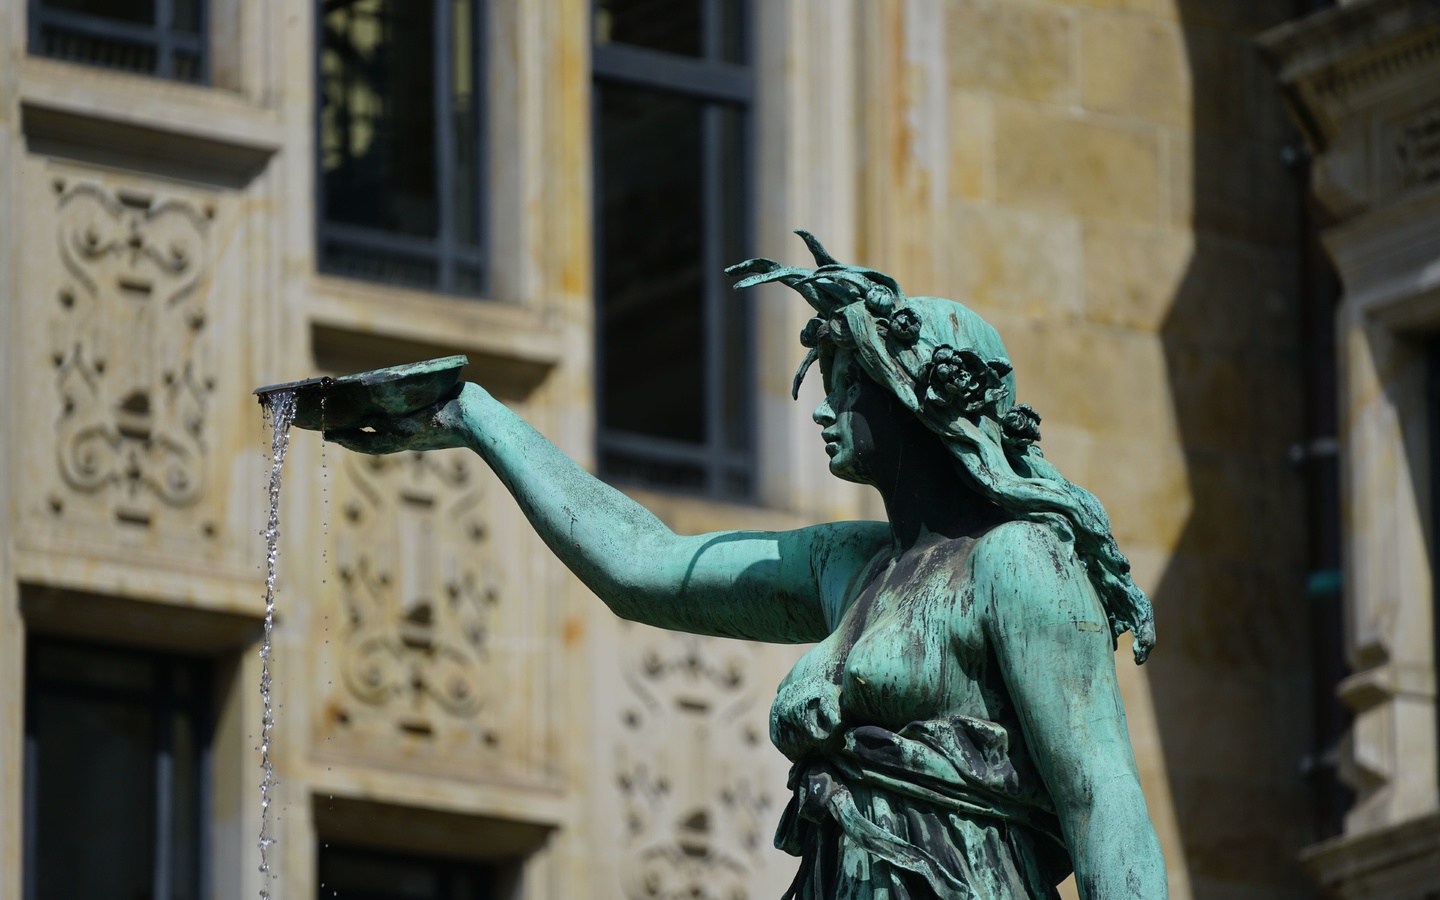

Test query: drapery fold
[776,718,1070,900]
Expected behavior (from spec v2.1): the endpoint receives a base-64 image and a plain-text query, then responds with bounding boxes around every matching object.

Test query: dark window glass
[24,638,212,900]
[718,0,745,63]
[452,0,481,248]
[46,0,153,26]
[718,103,748,454]
[593,0,753,500]
[317,844,494,900]
[600,450,707,494]
[319,0,486,296]
[594,0,701,57]
[599,85,706,444]
[30,0,207,81]
[33,695,156,900]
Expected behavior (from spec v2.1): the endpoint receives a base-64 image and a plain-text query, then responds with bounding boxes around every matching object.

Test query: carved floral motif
[49,182,213,527]
[333,450,501,747]
[615,627,776,900]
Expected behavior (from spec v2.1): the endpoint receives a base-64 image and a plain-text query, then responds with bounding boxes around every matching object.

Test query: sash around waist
[775,717,1071,899]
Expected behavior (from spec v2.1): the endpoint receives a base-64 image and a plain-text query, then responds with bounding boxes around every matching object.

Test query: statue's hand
[323,383,475,455]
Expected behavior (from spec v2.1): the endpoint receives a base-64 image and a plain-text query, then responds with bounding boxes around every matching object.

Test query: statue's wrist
[454,381,491,450]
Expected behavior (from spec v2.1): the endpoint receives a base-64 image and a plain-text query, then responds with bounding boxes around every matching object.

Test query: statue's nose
[812,398,836,427]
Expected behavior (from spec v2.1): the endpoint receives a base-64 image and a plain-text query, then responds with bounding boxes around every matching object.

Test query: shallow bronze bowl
[252,355,468,432]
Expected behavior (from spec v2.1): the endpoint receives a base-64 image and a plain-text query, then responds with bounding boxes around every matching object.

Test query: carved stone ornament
[49,182,213,528]
[1395,99,1440,188]
[332,449,501,750]
[615,627,775,900]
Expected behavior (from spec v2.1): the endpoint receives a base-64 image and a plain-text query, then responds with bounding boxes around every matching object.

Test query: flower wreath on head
[729,230,1044,456]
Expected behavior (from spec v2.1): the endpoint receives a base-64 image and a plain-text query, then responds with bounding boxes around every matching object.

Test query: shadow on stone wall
[1147,2,1336,898]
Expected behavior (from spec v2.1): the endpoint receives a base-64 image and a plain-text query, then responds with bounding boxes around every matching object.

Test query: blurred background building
[1,0,1438,898]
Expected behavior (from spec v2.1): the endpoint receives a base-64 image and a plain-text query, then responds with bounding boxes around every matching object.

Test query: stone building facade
[1263,0,1440,896]
[0,1,1343,899]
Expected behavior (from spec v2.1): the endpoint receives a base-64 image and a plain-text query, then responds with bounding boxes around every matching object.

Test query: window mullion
[434,0,457,293]
[198,673,214,900]
[592,81,610,453]
[153,659,174,900]
[27,0,41,58]
[22,654,39,900]
[197,0,210,81]
[155,0,174,78]
[702,101,725,497]
[474,0,487,277]
[702,0,720,60]
[742,100,758,489]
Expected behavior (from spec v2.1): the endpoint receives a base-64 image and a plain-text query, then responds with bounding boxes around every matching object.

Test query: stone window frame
[312,794,550,897]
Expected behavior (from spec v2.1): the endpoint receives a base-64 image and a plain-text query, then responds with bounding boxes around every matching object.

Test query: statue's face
[812,346,897,485]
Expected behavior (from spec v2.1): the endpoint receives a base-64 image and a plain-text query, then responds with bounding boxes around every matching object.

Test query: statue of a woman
[329,232,1167,899]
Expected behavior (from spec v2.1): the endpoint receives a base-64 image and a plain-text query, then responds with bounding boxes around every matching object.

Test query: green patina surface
[326,232,1167,899]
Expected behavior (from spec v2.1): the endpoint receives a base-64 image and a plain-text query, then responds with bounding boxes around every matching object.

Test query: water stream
[258,390,297,900]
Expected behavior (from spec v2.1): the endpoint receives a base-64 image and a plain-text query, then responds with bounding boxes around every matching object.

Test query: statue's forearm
[451,382,832,642]
[1069,792,1168,900]
[455,382,681,616]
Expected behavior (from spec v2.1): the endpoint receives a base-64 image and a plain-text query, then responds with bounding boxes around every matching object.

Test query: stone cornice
[1260,0,1440,149]
[1301,810,1440,898]
[17,57,282,187]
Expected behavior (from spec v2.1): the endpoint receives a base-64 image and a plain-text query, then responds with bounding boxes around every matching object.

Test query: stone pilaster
[1262,1,1440,894]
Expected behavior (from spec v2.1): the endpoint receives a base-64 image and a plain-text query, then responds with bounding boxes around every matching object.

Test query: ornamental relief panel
[319,448,507,772]
[613,625,781,900]
[43,179,217,537]
[1393,98,1440,189]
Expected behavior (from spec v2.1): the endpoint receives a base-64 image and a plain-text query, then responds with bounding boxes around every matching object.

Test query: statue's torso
[771,533,1023,763]
[768,530,1069,899]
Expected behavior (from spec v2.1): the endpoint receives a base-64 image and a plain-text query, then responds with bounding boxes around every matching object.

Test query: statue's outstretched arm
[976,521,1168,900]
[329,382,882,642]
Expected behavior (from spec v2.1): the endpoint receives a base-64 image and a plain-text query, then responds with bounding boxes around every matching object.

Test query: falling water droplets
[258,390,296,900]
[320,392,328,584]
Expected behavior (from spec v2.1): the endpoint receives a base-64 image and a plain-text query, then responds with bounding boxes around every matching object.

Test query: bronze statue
[326,232,1167,899]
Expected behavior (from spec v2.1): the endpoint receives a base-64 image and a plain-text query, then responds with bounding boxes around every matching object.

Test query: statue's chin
[826,456,868,486]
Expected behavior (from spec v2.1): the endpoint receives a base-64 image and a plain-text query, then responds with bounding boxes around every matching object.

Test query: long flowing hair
[730,232,1155,663]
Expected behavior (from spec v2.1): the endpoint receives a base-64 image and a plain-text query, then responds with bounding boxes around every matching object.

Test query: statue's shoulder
[807,519,891,556]
[970,519,1083,592]
[972,520,1106,633]
[973,518,1064,558]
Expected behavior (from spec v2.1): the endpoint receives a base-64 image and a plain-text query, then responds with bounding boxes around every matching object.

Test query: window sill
[13,539,265,624]
[617,484,819,534]
[308,274,564,400]
[18,55,281,186]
